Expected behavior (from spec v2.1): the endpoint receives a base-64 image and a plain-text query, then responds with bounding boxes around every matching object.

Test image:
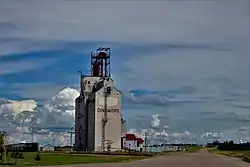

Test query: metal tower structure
[91,47,111,77]
[75,47,123,152]
[90,47,112,151]
[67,125,75,147]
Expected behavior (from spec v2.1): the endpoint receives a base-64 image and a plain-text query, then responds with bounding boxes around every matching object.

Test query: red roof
[126,134,137,140]
[126,134,144,143]
[136,138,144,144]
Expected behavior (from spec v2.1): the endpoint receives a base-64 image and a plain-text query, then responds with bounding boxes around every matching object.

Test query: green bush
[242,156,250,163]
[34,154,41,161]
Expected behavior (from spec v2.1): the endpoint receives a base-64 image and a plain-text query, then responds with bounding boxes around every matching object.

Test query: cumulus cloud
[200,126,250,144]
[127,114,194,143]
[151,114,160,128]
[0,99,36,120]
[1,87,250,145]
[0,87,79,146]
[45,87,79,116]
[16,126,30,133]
[0,0,249,146]
[172,131,192,138]
[127,110,250,144]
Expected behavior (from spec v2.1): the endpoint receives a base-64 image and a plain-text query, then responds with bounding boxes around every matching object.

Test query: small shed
[123,134,144,151]
[40,144,54,152]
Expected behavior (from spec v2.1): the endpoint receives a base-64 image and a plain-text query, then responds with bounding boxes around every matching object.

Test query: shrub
[243,156,250,163]
[34,154,41,161]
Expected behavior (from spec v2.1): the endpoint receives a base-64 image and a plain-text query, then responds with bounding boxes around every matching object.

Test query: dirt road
[46,149,249,167]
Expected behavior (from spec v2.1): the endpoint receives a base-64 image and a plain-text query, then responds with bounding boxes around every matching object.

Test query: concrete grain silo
[75,47,124,152]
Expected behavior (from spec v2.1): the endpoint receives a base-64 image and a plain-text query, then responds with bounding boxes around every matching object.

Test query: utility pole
[52,137,55,146]
[51,132,55,146]
[69,132,73,147]
[31,122,34,143]
[67,125,75,147]
[144,131,148,152]
[0,131,7,164]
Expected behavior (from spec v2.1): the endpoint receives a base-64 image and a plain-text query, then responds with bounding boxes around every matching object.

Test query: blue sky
[0,1,250,144]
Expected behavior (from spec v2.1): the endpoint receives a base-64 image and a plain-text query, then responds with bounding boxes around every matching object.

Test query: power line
[67,125,75,147]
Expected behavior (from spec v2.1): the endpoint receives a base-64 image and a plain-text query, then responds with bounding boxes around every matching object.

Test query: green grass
[0,152,148,166]
[160,151,185,156]
[207,148,250,163]
[185,145,203,153]
[160,145,203,156]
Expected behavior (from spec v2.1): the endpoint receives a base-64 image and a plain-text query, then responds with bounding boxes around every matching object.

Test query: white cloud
[6,131,70,146]
[0,0,249,146]
[151,114,160,128]
[154,130,168,138]
[0,99,36,119]
[1,87,250,145]
[200,126,250,143]
[16,126,29,133]
[172,131,192,138]
[0,1,249,44]
[0,87,79,145]
[45,87,79,117]
[127,128,168,141]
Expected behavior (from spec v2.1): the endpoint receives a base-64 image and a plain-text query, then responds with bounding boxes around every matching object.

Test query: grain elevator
[75,47,126,151]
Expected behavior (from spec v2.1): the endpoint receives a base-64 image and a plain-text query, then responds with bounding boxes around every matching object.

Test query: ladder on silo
[101,79,108,151]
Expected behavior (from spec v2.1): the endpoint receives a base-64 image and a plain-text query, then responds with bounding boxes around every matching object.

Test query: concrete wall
[94,85,122,151]
[75,95,91,151]
[75,77,100,151]
[75,77,123,151]
[82,77,101,93]
[87,93,95,151]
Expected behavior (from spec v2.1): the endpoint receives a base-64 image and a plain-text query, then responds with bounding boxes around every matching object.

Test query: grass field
[0,146,204,166]
[160,145,203,156]
[0,152,148,166]
[185,145,203,153]
[207,148,250,163]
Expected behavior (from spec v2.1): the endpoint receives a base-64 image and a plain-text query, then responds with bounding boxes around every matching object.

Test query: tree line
[207,140,250,151]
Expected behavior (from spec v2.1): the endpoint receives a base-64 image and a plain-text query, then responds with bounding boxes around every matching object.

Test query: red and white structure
[122,133,144,151]
[75,48,125,151]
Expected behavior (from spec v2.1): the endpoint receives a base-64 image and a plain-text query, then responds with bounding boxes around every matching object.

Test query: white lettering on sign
[97,108,119,113]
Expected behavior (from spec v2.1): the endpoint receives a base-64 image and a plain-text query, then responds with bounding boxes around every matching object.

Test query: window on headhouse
[88,81,90,84]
